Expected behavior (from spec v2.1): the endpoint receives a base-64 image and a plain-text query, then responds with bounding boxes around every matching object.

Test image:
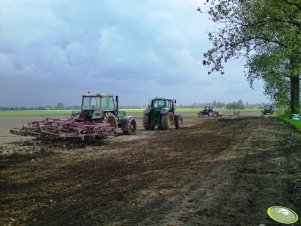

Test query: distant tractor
[11,92,136,141]
[262,105,274,115]
[198,106,221,117]
[198,106,214,117]
[143,97,183,130]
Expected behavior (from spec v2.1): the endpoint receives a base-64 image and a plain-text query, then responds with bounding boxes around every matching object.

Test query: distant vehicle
[198,106,214,117]
[198,106,221,117]
[262,105,274,115]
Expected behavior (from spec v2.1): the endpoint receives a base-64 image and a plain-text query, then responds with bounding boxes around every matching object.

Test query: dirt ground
[0,112,300,226]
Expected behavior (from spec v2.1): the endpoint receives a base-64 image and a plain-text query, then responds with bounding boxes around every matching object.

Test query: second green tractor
[143,97,183,130]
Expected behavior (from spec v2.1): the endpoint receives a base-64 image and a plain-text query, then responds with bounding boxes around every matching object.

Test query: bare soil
[0,113,300,226]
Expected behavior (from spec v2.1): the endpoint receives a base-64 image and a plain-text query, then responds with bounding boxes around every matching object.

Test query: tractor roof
[82,92,114,97]
[151,97,173,101]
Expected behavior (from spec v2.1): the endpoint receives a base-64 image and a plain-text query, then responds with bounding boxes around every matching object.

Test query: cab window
[101,96,115,110]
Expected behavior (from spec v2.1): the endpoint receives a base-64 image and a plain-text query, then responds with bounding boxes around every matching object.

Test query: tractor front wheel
[102,113,118,128]
[123,117,136,135]
[161,111,174,130]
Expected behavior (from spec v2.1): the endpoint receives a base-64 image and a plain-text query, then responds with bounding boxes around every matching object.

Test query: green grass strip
[276,114,301,130]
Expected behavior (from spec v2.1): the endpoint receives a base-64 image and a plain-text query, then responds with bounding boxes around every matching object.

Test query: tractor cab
[150,98,175,111]
[81,92,118,120]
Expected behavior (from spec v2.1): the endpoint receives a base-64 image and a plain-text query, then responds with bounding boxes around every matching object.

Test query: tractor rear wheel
[174,114,183,129]
[161,111,174,130]
[102,113,117,128]
[143,114,151,130]
[208,111,214,117]
[123,117,136,135]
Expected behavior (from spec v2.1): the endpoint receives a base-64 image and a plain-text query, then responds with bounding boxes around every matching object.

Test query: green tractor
[80,92,136,135]
[143,97,183,130]
[262,104,274,115]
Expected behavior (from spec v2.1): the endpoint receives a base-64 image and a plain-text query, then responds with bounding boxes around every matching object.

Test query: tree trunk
[290,75,300,114]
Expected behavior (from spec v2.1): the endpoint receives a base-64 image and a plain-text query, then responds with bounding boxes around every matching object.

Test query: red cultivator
[10,113,117,141]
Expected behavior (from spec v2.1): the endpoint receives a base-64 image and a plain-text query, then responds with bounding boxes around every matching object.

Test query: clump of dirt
[0,114,300,225]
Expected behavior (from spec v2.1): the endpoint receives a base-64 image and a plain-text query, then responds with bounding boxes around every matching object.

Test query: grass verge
[276,114,301,130]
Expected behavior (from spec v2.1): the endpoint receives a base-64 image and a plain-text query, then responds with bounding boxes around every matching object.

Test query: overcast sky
[0,0,269,107]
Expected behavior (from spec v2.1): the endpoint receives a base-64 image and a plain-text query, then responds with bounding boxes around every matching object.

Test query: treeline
[0,100,268,110]
[0,102,81,111]
[184,100,265,110]
[0,106,81,111]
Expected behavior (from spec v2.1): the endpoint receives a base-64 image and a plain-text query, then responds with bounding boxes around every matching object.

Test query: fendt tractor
[143,97,183,130]
[10,92,136,141]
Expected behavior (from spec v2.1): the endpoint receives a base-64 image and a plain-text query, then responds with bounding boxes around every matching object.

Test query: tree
[212,100,225,108]
[248,47,291,109]
[201,0,301,113]
[56,102,64,110]
[226,100,245,110]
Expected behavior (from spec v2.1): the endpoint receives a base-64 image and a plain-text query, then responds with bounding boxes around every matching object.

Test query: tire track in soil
[153,118,254,226]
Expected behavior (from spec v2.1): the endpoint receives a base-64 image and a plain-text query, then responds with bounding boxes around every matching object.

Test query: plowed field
[1,113,300,225]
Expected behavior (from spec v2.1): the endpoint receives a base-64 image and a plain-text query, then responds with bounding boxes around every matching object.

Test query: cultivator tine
[10,129,28,136]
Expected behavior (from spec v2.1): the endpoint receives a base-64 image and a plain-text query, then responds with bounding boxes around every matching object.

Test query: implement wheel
[161,111,174,130]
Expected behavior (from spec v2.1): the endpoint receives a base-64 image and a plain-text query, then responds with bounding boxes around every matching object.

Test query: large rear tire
[123,117,136,135]
[161,111,174,130]
[143,114,151,130]
[102,112,118,128]
[208,111,214,117]
[174,114,183,129]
